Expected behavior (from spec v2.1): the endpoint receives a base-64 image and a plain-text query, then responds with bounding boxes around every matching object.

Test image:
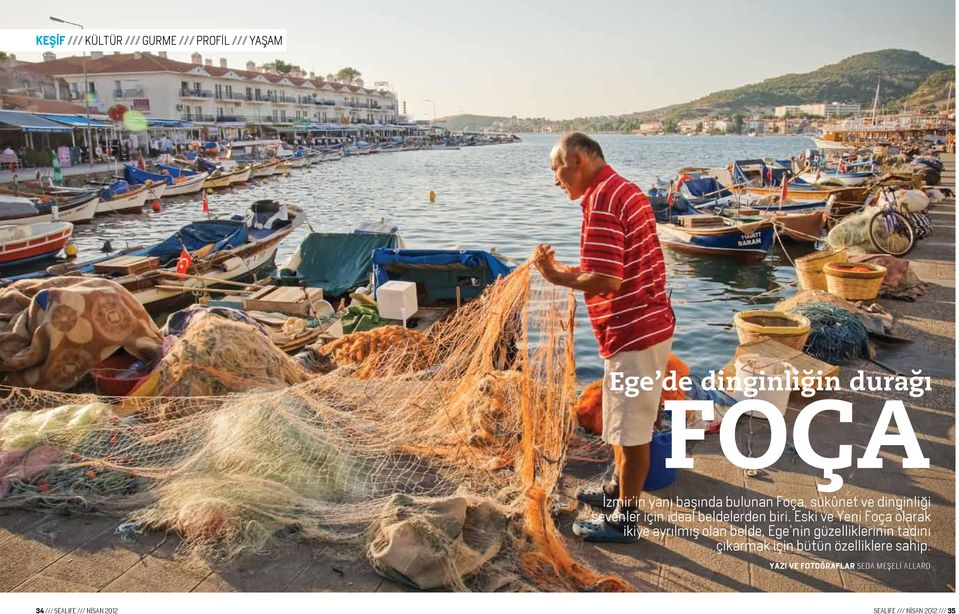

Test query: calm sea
[68,133,816,380]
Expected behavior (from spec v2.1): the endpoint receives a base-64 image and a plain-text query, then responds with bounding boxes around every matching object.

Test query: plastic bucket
[732,354,794,418]
[644,430,678,491]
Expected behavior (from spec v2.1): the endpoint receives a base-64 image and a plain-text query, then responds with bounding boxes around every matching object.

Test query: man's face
[551,146,586,200]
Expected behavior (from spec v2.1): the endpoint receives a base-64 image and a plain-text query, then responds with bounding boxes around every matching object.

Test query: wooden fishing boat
[126,165,209,197]
[11,179,159,215]
[318,150,343,162]
[57,201,305,315]
[250,159,281,178]
[281,155,310,169]
[95,182,164,214]
[741,183,865,201]
[0,221,73,269]
[796,170,875,187]
[657,215,774,261]
[720,208,827,243]
[0,190,99,224]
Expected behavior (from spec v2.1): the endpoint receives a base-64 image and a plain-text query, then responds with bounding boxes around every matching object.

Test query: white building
[774,102,862,118]
[29,52,399,136]
[637,120,662,135]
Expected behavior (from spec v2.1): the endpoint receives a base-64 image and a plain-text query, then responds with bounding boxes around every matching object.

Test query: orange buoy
[152,200,162,213]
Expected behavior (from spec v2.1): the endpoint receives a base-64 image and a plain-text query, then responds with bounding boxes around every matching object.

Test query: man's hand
[531,244,621,294]
[532,243,558,282]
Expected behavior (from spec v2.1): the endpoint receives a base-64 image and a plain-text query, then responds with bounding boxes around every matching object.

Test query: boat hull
[1,193,99,225]
[96,183,160,215]
[250,161,280,178]
[163,172,209,196]
[728,210,827,243]
[797,171,873,187]
[657,222,774,261]
[0,222,73,268]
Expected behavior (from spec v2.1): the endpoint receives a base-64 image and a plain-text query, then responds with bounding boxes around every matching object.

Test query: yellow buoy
[64,242,78,259]
[428,190,436,203]
[207,188,214,195]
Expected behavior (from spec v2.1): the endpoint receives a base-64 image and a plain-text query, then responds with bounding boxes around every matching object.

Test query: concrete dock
[0,159,955,593]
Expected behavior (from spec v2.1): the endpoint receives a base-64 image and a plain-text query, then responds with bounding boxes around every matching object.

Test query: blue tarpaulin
[680,177,730,201]
[0,110,73,134]
[125,164,175,186]
[371,249,514,302]
[146,220,247,265]
[38,113,110,128]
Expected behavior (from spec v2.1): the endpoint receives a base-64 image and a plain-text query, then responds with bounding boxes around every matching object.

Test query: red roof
[28,53,383,95]
[0,93,93,114]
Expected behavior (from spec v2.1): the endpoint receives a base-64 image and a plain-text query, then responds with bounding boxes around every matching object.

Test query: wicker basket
[795,247,848,291]
[733,310,811,350]
[823,262,887,301]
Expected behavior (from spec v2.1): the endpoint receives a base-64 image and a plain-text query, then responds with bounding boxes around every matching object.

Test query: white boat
[77,201,305,314]
[250,160,281,178]
[0,191,99,225]
[813,138,856,151]
[796,170,874,187]
[95,182,161,215]
[319,150,343,162]
[226,164,253,185]
[162,172,209,196]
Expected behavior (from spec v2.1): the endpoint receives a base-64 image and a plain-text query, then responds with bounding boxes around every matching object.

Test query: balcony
[277,95,297,104]
[113,87,145,99]
[216,115,247,123]
[181,113,216,122]
[180,88,214,99]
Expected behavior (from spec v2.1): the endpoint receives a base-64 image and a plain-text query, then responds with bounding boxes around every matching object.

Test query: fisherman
[533,132,675,543]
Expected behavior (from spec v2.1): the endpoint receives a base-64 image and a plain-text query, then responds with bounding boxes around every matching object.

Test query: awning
[38,113,111,128]
[146,118,194,128]
[0,110,73,133]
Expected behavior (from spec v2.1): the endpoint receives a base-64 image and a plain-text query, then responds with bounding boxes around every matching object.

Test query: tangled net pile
[0,264,630,592]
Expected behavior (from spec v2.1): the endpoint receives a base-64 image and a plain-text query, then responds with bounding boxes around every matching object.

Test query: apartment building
[27,52,399,132]
[774,102,862,118]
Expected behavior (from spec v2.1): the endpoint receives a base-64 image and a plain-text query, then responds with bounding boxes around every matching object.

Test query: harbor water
[66,134,816,380]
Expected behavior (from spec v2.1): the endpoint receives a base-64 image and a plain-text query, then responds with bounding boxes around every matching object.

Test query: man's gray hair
[556,132,605,161]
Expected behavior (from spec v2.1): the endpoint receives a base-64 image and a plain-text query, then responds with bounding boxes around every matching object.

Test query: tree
[733,113,744,134]
[695,121,704,133]
[260,59,302,75]
[335,67,362,84]
[663,118,679,134]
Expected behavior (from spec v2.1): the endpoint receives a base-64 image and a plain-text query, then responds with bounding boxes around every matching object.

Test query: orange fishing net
[0,263,630,591]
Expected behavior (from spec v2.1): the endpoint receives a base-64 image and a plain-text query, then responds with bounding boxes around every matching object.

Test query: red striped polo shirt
[579,164,675,358]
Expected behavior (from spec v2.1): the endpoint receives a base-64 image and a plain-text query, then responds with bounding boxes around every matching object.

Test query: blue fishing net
[787,302,869,364]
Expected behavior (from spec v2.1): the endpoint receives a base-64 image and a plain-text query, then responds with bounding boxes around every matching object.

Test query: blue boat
[654,201,775,261]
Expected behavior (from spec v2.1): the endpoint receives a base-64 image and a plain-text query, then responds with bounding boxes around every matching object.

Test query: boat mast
[871,77,881,123]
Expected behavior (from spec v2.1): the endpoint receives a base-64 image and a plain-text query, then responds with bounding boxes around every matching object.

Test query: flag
[175,247,193,277]
[202,191,209,213]
[780,175,788,203]
[765,167,773,185]
[838,158,847,174]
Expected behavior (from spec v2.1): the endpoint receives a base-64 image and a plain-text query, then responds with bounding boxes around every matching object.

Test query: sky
[4,0,956,120]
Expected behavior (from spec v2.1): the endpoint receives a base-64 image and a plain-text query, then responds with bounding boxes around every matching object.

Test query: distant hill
[439,49,953,133]
[660,49,951,119]
[893,68,955,111]
[434,114,512,131]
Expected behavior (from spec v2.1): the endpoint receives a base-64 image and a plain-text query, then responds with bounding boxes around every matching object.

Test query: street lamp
[50,16,92,166]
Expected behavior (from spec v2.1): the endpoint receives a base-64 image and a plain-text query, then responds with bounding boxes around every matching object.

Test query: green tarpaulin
[286,232,399,297]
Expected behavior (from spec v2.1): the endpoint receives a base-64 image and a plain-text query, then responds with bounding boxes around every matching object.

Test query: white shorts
[602,337,674,447]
